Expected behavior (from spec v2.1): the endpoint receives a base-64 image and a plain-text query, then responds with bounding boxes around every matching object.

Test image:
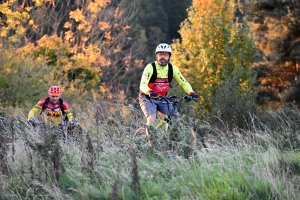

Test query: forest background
[1,0,300,199]
[1,0,300,113]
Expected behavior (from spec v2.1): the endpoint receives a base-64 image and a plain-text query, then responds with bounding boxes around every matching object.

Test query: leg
[138,95,157,146]
[156,101,173,133]
[145,113,156,146]
[146,113,156,126]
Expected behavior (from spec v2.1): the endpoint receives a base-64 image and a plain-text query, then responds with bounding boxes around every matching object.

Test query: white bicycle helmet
[155,43,172,55]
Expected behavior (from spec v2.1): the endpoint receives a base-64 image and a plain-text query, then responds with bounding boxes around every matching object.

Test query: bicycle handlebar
[28,119,46,127]
[154,95,196,104]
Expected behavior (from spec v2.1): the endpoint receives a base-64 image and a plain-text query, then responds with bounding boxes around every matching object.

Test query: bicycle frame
[29,119,83,142]
[156,95,193,129]
[133,95,196,148]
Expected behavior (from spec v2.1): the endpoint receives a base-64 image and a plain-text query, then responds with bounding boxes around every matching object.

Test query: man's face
[49,96,60,104]
[156,52,170,66]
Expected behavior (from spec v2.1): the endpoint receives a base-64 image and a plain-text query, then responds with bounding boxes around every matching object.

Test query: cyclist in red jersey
[27,86,74,125]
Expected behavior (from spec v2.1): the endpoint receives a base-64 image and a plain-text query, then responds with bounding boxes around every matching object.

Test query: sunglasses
[157,52,170,57]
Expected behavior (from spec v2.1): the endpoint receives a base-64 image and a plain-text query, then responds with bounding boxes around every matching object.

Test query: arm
[139,63,154,95]
[27,99,44,121]
[62,100,74,122]
[172,65,195,94]
[65,111,74,122]
[27,107,39,121]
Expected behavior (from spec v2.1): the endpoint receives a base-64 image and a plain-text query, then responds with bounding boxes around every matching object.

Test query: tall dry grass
[0,99,300,199]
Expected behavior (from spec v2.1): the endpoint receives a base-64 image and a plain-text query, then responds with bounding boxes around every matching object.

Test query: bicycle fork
[156,116,171,129]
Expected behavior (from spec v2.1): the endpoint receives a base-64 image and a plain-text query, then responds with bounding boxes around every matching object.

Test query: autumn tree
[0,0,207,105]
[171,0,256,113]
[95,0,144,98]
[241,0,300,108]
[0,0,142,104]
[0,47,51,106]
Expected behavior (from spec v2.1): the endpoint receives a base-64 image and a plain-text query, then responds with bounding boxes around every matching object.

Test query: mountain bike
[59,120,83,142]
[133,95,197,152]
[29,119,83,143]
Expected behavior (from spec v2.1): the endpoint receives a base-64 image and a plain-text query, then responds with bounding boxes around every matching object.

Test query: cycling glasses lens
[157,52,170,56]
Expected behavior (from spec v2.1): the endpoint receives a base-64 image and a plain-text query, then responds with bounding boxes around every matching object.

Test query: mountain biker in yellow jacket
[27,86,74,125]
[138,43,198,128]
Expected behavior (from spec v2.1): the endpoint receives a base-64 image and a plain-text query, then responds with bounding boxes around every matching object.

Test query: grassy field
[0,101,300,200]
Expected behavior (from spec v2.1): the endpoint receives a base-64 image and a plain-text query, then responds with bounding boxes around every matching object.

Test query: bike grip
[185,95,193,100]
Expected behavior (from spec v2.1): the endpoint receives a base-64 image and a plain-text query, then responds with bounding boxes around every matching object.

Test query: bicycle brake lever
[184,95,193,102]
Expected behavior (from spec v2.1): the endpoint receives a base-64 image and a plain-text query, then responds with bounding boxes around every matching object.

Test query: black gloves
[67,122,83,135]
[78,126,83,135]
[67,122,75,131]
[28,118,37,127]
[189,92,199,99]
[149,91,159,99]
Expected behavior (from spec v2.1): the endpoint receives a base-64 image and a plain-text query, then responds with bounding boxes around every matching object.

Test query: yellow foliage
[64,31,74,42]
[37,35,63,48]
[62,62,74,71]
[31,24,39,31]
[88,2,100,13]
[63,22,72,29]
[95,0,110,8]
[16,27,25,35]
[20,42,35,54]
[77,24,85,31]
[0,0,117,102]
[0,3,11,14]
[81,36,88,43]
[0,30,8,37]
[74,53,85,59]
[21,11,30,19]
[32,0,55,6]
[99,21,110,31]
[172,0,255,111]
[87,0,110,13]
[9,35,18,43]
[70,9,86,23]
[104,31,112,41]
[85,25,92,33]
[25,6,32,12]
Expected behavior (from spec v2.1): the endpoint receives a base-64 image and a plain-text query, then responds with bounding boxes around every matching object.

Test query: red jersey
[34,97,72,123]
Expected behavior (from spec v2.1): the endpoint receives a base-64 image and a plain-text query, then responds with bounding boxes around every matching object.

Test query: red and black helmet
[48,86,62,96]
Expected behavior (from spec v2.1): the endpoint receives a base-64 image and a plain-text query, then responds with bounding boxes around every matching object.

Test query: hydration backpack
[149,62,173,84]
[40,97,66,116]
